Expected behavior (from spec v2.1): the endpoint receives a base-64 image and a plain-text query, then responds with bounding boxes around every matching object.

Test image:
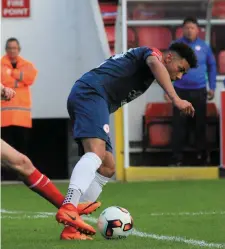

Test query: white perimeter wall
[1,0,110,118]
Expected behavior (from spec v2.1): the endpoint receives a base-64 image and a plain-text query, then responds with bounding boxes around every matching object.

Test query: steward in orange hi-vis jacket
[1,38,38,155]
[1,38,37,128]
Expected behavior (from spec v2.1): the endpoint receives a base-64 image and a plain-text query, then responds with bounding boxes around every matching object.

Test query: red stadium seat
[145,103,173,147]
[175,27,206,40]
[105,26,115,46]
[145,103,172,125]
[105,26,115,55]
[207,103,219,117]
[105,26,136,54]
[144,103,219,148]
[100,3,117,24]
[212,1,225,18]
[132,4,165,20]
[206,103,219,145]
[127,28,136,47]
[148,123,172,147]
[218,51,225,74]
[105,26,136,45]
[110,47,115,56]
[136,27,172,50]
[145,103,218,123]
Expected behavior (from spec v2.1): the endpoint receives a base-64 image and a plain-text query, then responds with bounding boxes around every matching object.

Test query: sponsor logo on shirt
[195,45,201,51]
[121,90,143,106]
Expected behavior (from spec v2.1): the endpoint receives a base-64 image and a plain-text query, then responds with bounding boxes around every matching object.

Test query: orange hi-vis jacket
[1,55,38,128]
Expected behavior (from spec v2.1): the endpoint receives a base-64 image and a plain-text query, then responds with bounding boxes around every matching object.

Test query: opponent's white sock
[80,172,110,202]
[63,152,102,207]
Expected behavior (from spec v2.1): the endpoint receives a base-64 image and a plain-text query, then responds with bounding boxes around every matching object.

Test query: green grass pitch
[1,179,225,249]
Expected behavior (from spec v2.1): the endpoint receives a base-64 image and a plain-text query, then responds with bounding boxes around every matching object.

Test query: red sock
[25,169,64,209]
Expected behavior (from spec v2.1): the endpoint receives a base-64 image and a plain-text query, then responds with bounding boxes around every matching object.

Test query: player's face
[183,22,199,41]
[164,53,190,81]
[6,41,20,60]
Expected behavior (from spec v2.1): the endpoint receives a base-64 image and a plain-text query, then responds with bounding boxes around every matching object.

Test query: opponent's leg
[1,139,99,214]
[1,139,65,207]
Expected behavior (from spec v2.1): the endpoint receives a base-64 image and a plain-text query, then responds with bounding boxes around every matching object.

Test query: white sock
[80,172,110,202]
[63,188,81,206]
[63,152,102,207]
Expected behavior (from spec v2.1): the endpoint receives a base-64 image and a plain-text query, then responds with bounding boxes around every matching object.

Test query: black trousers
[1,126,31,155]
[172,87,207,161]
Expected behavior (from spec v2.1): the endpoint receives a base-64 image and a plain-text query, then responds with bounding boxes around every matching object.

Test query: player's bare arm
[146,56,195,117]
[146,56,180,102]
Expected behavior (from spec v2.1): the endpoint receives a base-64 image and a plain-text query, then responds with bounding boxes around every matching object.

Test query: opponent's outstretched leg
[1,139,100,240]
[1,139,65,207]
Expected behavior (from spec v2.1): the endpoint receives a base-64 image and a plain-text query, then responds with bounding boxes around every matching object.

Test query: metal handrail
[127,19,225,26]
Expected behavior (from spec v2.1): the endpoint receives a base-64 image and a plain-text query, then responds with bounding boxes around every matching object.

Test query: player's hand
[164,93,172,102]
[207,90,215,100]
[1,87,16,101]
[173,98,195,117]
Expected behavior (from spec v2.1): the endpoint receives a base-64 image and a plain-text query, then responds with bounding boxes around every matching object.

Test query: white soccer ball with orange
[97,206,133,239]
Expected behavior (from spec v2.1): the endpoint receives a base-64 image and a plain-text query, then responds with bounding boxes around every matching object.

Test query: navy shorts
[67,81,112,155]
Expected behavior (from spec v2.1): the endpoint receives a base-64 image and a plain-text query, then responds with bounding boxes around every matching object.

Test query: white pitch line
[81,216,225,248]
[1,209,224,248]
[1,209,54,215]
[149,211,225,216]
[1,215,50,219]
[2,209,225,217]
[132,230,225,249]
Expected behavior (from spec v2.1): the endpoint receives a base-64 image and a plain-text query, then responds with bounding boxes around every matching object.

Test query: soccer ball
[97,206,133,239]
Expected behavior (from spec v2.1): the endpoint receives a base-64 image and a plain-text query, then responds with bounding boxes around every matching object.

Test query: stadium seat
[206,103,219,146]
[218,50,225,74]
[206,103,219,117]
[100,3,117,24]
[105,26,136,55]
[143,102,219,149]
[147,123,172,147]
[145,103,172,125]
[136,27,172,50]
[212,1,225,18]
[144,103,173,147]
[132,3,165,20]
[110,47,115,56]
[175,27,206,40]
[105,26,115,47]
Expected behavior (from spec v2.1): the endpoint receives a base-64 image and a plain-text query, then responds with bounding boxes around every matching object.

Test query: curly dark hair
[169,42,198,68]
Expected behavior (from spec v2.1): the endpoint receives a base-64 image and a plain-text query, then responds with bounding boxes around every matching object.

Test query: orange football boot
[60,226,93,240]
[56,203,96,235]
[77,201,101,215]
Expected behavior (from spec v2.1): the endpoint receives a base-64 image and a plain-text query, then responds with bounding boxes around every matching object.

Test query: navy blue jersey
[78,46,162,112]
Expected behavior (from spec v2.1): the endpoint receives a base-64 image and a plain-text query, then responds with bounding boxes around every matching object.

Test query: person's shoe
[60,226,93,240]
[77,201,101,215]
[56,203,96,235]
